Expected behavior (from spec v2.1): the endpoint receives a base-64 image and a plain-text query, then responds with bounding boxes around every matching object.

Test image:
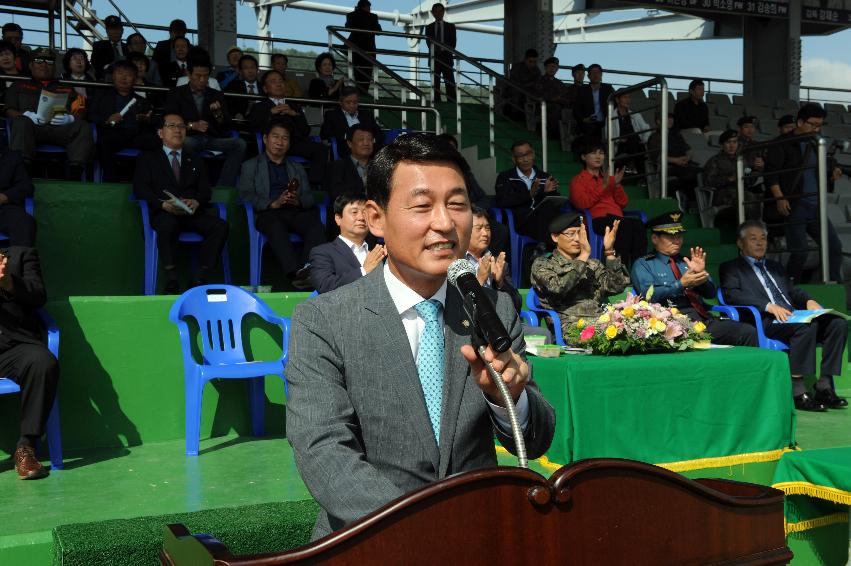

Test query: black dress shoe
[814,388,848,409]
[794,393,827,412]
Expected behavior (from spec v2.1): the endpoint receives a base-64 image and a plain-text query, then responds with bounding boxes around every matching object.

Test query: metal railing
[736,134,830,282]
[606,77,669,198]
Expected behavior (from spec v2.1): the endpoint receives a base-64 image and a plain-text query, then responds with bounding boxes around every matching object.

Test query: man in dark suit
[90,15,128,80]
[152,19,187,71]
[309,193,385,293]
[320,86,381,160]
[223,54,262,119]
[0,150,35,247]
[238,120,325,289]
[133,114,229,294]
[345,0,382,93]
[572,63,615,147]
[165,58,246,187]
[326,123,373,202]
[720,220,848,412]
[0,247,59,480]
[423,3,457,102]
[88,61,159,182]
[494,140,561,243]
[160,36,191,89]
[286,133,555,540]
[250,70,328,186]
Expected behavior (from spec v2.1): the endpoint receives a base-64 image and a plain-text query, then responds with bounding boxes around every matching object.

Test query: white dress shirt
[516,167,537,190]
[344,111,360,127]
[245,80,258,94]
[338,235,369,276]
[382,263,529,430]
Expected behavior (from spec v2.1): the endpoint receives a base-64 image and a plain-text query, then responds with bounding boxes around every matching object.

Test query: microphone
[447,259,512,353]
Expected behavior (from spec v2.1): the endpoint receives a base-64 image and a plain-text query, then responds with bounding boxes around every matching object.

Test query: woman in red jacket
[569,142,646,267]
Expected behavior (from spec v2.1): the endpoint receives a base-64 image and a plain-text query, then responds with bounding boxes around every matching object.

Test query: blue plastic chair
[0,309,63,469]
[0,197,34,243]
[134,196,232,295]
[244,193,327,288]
[716,289,789,351]
[627,286,742,325]
[168,285,291,456]
[330,137,340,161]
[5,118,84,181]
[91,124,142,183]
[503,208,538,289]
[519,309,539,327]
[525,287,566,346]
[383,128,411,144]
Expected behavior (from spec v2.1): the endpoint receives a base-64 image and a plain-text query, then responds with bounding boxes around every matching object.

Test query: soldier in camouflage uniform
[531,211,631,341]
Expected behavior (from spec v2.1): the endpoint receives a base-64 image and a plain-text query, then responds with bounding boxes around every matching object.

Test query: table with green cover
[530,347,796,470]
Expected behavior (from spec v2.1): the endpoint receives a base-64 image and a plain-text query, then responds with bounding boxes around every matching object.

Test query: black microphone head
[447,258,475,287]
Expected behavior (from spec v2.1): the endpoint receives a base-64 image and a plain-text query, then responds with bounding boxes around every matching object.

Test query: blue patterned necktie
[756,259,792,310]
[414,299,444,444]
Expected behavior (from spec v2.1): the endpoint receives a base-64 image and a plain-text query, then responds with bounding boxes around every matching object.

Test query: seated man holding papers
[720,220,848,412]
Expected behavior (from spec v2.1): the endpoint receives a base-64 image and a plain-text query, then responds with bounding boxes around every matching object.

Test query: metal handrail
[735,133,830,282]
[606,77,669,199]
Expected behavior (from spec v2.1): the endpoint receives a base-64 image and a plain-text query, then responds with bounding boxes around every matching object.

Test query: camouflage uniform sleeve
[530,255,589,298]
[703,155,724,188]
[595,257,632,296]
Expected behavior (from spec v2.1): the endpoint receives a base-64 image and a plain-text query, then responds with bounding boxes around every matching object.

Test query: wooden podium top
[161,458,792,565]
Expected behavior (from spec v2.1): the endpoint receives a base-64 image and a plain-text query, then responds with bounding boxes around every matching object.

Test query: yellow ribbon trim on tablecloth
[785,512,849,536]
[772,481,851,506]
[495,446,793,473]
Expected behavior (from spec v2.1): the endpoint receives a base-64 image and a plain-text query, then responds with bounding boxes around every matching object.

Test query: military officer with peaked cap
[630,211,759,346]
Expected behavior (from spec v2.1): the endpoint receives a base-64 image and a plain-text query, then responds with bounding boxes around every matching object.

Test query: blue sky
[10,0,851,96]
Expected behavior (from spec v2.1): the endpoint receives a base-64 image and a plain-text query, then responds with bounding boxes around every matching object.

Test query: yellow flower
[670,307,679,315]
[693,321,707,334]
[622,306,635,318]
[638,300,649,308]
[576,318,586,329]
[654,319,666,332]
[605,325,618,340]
[598,313,610,324]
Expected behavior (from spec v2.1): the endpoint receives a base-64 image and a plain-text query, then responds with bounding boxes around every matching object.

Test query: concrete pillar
[503,0,554,73]
[197,0,237,69]
[742,0,800,105]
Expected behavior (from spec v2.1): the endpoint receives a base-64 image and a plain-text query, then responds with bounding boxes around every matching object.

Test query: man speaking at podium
[286,133,556,540]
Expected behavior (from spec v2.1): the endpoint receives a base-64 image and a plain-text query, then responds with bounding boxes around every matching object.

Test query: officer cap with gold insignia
[646,211,686,234]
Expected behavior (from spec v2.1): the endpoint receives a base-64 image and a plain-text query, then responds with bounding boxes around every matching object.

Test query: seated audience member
[127,32,161,86]
[0,247,59,480]
[224,54,262,119]
[326,123,373,204]
[0,149,36,246]
[133,114,228,294]
[533,56,570,135]
[175,47,222,91]
[238,120,324,289]
[631,212,758,346]
[165,56,246,187]
[531,212,630,341]
[153,18,187,70]
[494,140,561,243]
[161,36,191,88]
[2,23,30,72]
[0,40,20,102]
[572,63,615,147]
[127,52,164,108]
[777,114,795,136]
[467,205,521,312]
[270,53,302,97]
[90,15,127,80]
[569,142,646,267]
[308,52,345,100]
[59,48,94,113]
[320,86,380,159]
[308,193,385,294]
[216,46,242,89]
[702,129,759,220]
[647,113,701,206]
[505,48,540,120]
[765,104,843,283]
[720,220,848,412]
[439,133,509,257]
[88,60,158,182]
[673,79,709,132]
[608,92,651,176]
[564,63,585,108]
[250,70,328,186]
[4,48,93,180]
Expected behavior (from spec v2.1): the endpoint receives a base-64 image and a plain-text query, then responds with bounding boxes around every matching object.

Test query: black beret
[719,129,738,145]
[777,114,794,128]
[737,115,756,127]
[104,15,122,27]
[548,212,582,234]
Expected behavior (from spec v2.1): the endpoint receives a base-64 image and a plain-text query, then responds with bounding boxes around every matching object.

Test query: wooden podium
[160,459,792,565]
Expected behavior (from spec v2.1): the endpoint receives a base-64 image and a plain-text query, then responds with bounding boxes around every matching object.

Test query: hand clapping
[602,219,620,255]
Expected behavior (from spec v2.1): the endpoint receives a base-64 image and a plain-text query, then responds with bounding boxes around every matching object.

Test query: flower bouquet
[564,288,712,355]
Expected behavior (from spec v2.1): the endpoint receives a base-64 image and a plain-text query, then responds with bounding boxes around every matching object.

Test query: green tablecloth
[531,347,796,470]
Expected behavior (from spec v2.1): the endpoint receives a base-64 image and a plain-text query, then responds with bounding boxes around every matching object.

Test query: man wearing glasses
[765,103,844,283]
[4,47,93,180]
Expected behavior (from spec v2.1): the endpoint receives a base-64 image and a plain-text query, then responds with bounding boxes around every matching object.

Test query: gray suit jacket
[286,265,556,539]
[237,152,314,212]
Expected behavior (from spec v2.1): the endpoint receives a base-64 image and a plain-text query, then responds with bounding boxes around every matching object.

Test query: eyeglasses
[163,123,186,130]
[32,58,54,65]
[560,229,583,239]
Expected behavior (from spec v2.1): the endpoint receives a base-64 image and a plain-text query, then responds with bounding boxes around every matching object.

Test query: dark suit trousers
[0,204,36,247]
[433,52,456,102]
[150,209,229,271]
[682,308,759,346]
[0,343,59,438]
[592,215,646,268]
[512,205,562,244]
[256,207,326,275]
[290,139,329,186]
[784,200,843,282]
[764,315,847,376]
[352,51,373,93]
[96,127,160,182]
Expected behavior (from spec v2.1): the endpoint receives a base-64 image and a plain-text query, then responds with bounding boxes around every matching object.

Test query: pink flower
[664,323,683,340]
[580,325,596,341]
